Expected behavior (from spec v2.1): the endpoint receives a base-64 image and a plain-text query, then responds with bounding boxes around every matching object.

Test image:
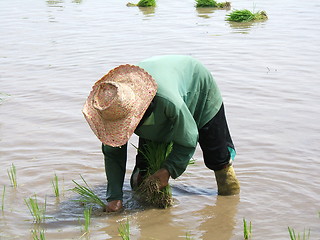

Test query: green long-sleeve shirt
[103,55,222,182]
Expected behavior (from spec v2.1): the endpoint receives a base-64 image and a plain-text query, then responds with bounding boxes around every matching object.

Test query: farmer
[82,55,240,212]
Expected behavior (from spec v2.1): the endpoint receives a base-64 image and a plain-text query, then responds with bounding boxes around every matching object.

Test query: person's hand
[149,168,170,190]
[105,200,123,212]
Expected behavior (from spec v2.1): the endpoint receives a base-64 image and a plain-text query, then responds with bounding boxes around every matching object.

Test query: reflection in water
[172,183,215,196]
[138,6,156,16]
[46,0,82,7]
[196,7,231,19]
[135,208,187,239]
[46,0,82,23]
[48,184,108,221]
[227,20,267,34]
[227,21,255,34]
[196,7,215,19]
[129,195,239,239]
[46,0,64,7]
[199,196,239,240]
[46,0,64,23]
[126,3,156,17]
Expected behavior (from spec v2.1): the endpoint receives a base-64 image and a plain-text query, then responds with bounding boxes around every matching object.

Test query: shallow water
[1,0,320,239]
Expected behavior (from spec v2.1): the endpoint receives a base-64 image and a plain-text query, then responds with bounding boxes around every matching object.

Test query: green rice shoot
[189,158,196,165]
[118,218,130,240]
[31,229,46,240]
[185,232,194,239]
[83,207,92,233]
[52,173,60,198]
[288,227,310,240]
[127,0,156,7]
[7,163,17,188]
[71,175,106,211]
[195,0,230,8]
[134,141,173,208]
[1,185,5,213]
[226,9,268,22]
[0,92,10,104]
[243,218,252,239]
[25,195,47,223]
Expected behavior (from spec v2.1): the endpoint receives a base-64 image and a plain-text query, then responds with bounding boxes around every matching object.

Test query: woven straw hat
[82,65,157,147]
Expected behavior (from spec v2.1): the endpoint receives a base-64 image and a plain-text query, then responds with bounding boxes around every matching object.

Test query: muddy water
[1,0,320,239]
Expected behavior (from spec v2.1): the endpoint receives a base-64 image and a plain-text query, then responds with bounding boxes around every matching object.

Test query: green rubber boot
[214,165,240,196]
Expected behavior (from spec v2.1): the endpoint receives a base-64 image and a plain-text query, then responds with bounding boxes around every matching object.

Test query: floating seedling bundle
[195,0,231,9]
[226,9,268,22]
[127,0,156,7]
[134,141,173,209]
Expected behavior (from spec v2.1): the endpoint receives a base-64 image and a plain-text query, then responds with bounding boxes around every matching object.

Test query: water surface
[1,0,320,239]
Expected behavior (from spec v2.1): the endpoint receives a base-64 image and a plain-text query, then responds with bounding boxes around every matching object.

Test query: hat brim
[82,65,157,147]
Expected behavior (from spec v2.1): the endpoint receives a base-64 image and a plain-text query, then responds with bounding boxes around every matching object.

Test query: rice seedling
[134,141,173,208]
[7,163,17,188]
[185,232,194,239]
[0,92,10,104]
[127,0,156,7]
[288,227,310,240]
[1,185,5,213]
[195,0,230,9]
[118,218,130,240]
[226,9,268,22]
[31,229,46,240]
[243,218,252,239]
[25,195,47,223]
[71,175,106,211]
[189,158,196,165]
[52,173,60,197]
[83,207,92,233]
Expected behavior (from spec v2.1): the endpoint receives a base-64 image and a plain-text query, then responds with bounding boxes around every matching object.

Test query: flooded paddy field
[0,0,319,239]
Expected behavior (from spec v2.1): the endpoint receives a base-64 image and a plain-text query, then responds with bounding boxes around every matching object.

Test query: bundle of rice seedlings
[71,175,106,211]
[226,9,267,22]
[195,0,230,9]
[134,141,173,208]
[137,0,155,7]
[127,0,156,7]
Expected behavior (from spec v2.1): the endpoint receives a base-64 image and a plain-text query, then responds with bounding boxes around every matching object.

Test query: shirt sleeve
[102,143,128,201]
[162,100,198,179]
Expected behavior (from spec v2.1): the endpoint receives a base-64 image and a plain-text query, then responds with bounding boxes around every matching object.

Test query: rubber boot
[214,165,240,196]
